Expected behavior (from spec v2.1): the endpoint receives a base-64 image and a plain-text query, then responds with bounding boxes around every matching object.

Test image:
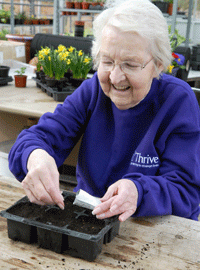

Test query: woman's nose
[109,64,126,84]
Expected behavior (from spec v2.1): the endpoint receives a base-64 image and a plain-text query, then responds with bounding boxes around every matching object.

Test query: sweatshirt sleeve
[8,74,99,181]
[123,81,200,220]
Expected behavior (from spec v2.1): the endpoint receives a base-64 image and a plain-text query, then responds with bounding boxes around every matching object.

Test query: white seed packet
[73,189,101,210]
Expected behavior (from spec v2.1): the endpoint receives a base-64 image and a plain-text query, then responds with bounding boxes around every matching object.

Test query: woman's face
[97,26,160,110]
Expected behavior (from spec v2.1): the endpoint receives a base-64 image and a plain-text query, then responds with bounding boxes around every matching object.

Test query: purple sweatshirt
[9,73,200,220]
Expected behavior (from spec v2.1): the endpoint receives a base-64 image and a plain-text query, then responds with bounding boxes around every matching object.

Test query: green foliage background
[178,0,200,11]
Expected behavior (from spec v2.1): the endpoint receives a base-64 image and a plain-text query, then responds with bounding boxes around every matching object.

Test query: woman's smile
[98,26,158,110]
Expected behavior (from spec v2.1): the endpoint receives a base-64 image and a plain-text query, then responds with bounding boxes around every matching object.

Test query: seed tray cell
[0,190,120,261]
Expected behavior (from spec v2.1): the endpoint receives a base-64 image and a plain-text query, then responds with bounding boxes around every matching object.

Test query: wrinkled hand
[21,149,64,209]
[92,179,138,222]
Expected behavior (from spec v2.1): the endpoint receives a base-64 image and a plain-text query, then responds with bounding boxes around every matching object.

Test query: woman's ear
[153,61,164,78]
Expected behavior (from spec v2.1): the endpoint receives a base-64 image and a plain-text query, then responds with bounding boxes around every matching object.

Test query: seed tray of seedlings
[0,190,120,261]
[33,77,76,102]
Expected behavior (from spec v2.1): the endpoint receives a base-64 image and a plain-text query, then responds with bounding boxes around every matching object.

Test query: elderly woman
[9,0,200,221]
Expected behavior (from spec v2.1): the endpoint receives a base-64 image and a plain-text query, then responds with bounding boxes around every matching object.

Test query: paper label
[15,46,25,58]
[0,52,3,64]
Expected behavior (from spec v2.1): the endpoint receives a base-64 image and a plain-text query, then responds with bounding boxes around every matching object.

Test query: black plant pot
[39,71,46,84]
[35,71,40,80]
[0,66,10,78]
[56,78,68,91]
[45,76,57,88]
[70,78,84,88]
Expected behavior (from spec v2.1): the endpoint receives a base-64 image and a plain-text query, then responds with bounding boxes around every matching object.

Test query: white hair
[92,0,172,72]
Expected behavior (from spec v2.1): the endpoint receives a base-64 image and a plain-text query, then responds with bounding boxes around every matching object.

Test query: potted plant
[15,11,26,25]
[31,14,39,25]
[66,0,74,15]
[165,0,174,15]
[0,9,11,24]
[74,0,83,10]
[68,46,92,86]
[166,26,187,80]
[14,67,27,88]
[37,45,71,88]
[82,0,90,10]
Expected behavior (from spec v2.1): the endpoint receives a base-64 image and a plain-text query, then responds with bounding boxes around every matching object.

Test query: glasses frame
[99,56,154,75]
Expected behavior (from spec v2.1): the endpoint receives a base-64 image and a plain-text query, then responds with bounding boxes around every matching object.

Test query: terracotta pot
[0,65,10,78]
[14,75,27,88]
[32,19,39,25]
[168,3,173,16]
[44,19,50,25]
[66,1,74,15]
[82,2,90,9]
[74,2,82,9]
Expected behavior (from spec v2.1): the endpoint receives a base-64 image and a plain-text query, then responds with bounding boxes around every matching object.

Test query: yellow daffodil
[78,50,83,56]
[84,57,91,63]
[58,44,67,52]
[68,46,75,52]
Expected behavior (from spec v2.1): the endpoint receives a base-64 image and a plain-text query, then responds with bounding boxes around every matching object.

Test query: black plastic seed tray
[33,77,76,102]
[0,76,13,86]
[0,190,120,261]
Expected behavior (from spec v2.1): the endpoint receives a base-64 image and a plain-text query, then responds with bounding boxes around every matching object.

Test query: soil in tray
[7,195,106,234]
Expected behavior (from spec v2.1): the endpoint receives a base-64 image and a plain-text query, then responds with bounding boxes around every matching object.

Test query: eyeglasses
[99,57,153,75]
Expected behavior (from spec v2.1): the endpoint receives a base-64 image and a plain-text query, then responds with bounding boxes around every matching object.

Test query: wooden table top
[0,79,61,118]
[0,175,200,270]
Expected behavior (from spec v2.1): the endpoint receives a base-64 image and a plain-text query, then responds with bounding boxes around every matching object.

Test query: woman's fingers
[22,149,64,209]
[92,179,138,222]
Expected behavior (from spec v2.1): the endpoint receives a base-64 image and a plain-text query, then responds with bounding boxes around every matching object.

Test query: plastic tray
[0,76,13,86]
[0,190,120,261]
[33,77,76,102]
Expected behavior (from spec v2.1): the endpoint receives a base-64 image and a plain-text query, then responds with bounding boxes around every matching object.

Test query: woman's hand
[21,149,64,209]
[92,179,138,222]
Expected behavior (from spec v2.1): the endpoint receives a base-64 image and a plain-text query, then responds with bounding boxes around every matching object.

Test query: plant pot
[70,77,84,87]
[66,1,74,15]
[43,19,50,25]
[56,77,68,91]
[39,71,46,83]
[75,20,85,37]
[168,3,173,15]
[74,2,82,9]
[0,65,10,78]
[0,191,120,261]
[35,71,41,79]
[5,34,33,63]
[31,19,39,25]
[14,75,27,88]
[82,2,90,10]
[45,76,57,88]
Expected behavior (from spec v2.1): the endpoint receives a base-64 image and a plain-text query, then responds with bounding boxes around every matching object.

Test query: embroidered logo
[131,151,160,168]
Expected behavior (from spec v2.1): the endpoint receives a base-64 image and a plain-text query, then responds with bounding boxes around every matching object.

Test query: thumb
[100,182,118,202]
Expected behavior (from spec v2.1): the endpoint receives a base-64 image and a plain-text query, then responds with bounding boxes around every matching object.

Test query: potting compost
[0,190,120,261]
